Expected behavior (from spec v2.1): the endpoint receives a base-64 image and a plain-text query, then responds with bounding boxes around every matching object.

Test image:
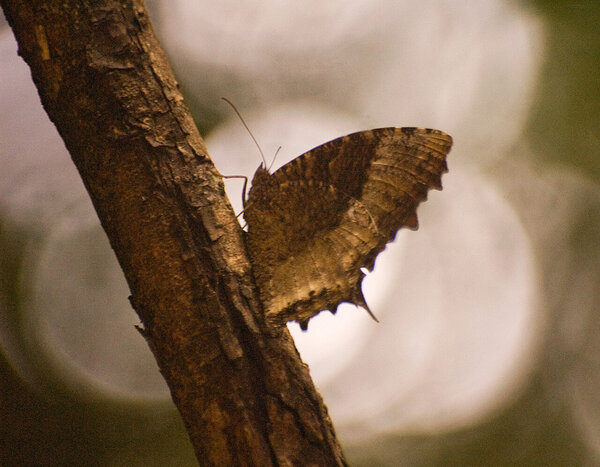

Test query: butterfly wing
[244,127,452,328]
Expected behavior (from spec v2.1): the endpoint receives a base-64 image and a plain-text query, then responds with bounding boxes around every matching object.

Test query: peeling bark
[0,1,346,465]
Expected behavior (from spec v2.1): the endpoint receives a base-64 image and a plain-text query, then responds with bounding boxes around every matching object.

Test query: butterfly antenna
[267,146,282,172]
[221,97,268,168]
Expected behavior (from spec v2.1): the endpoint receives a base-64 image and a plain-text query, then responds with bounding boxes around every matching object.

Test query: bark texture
[0,1,346,465]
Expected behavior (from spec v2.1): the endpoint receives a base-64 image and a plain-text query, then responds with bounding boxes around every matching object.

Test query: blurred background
[1,0,599,465]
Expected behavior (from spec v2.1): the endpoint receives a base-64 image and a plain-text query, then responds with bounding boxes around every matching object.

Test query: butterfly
[243,127,452,330]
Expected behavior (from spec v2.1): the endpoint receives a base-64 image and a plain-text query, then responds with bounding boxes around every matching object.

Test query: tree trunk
[0,1,346,465]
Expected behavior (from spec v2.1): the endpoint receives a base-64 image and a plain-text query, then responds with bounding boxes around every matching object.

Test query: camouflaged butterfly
[243,127,452,330]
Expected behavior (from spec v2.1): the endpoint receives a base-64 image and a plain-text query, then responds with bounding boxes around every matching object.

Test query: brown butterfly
[243,127,452,330]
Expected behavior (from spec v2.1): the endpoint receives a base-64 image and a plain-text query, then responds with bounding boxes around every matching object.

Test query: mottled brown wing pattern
[244,127,452,329]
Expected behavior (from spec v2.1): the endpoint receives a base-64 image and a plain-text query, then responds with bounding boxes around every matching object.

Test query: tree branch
[0,1,346,464]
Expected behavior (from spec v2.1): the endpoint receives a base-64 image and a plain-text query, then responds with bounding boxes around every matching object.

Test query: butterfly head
[246,164,273,204]
[252,163,271,182]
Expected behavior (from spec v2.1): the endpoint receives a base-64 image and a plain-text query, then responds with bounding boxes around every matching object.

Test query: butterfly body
[244,127,452,329]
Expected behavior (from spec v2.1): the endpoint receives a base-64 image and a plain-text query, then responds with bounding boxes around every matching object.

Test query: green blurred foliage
[525,1,600,179]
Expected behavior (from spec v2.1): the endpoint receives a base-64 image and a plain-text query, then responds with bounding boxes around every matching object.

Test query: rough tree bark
[0,1,346,465]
